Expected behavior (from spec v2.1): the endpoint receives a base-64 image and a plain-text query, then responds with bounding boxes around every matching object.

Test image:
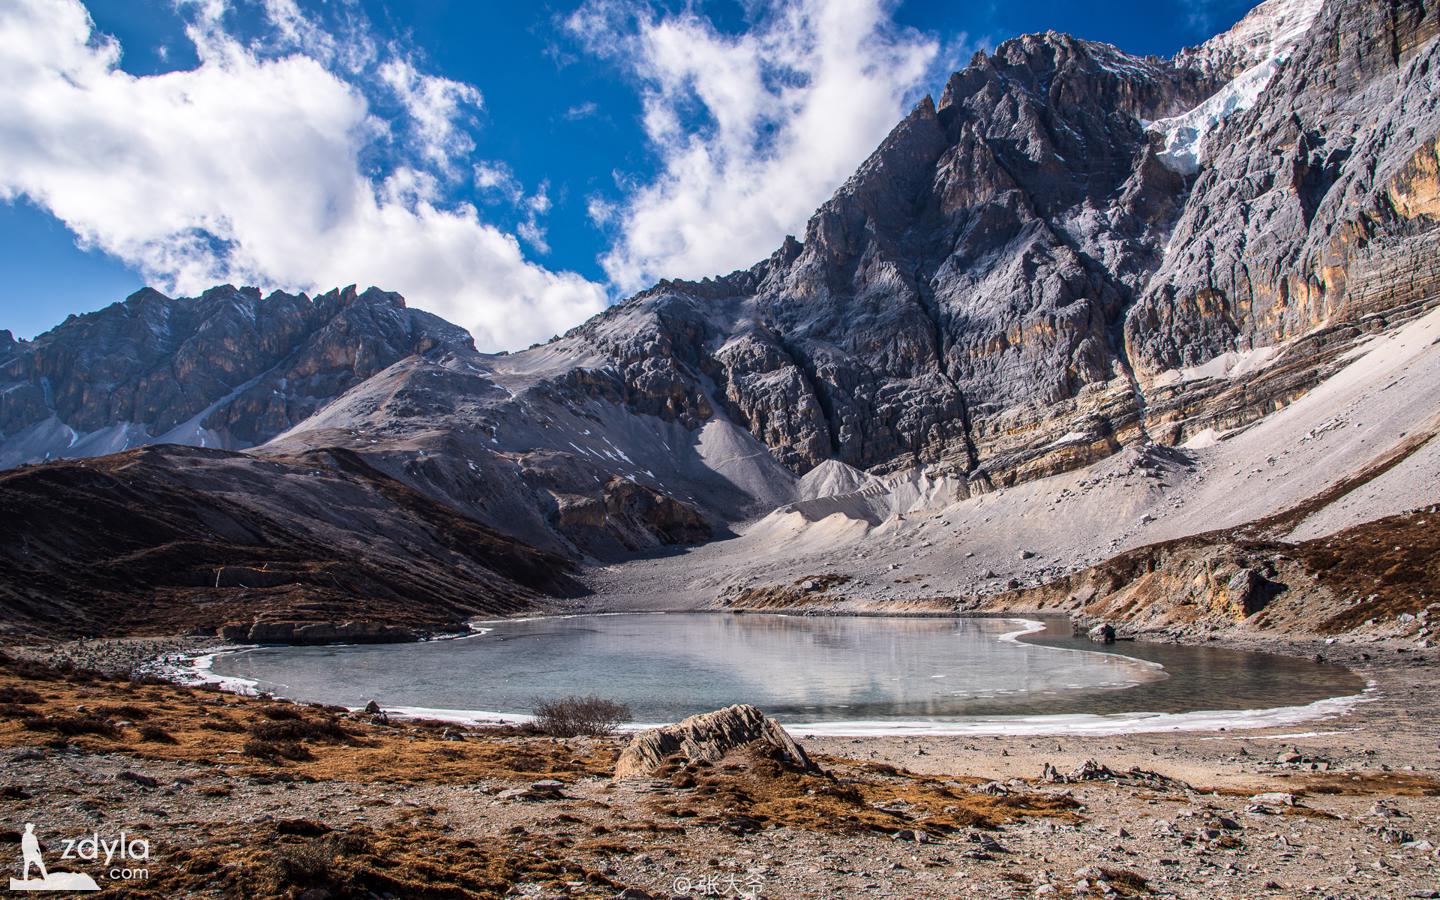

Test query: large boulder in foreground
[614,704,815,779]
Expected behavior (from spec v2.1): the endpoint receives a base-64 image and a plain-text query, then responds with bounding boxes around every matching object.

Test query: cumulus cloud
[0,0,604,350]
[567,0,945,291]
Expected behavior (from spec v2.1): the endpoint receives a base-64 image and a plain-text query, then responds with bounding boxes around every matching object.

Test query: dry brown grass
[644,746,1078,836]
[106,819,629,899]
[1291,771,1440,797]
[0,653,1087,898]
[0,659,617,784]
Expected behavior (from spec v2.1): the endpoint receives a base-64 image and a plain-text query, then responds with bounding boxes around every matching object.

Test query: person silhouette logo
[9,824,100,892]
[19,825,45,882]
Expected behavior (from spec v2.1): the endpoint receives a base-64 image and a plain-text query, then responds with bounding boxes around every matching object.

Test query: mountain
[523,0,1436,487]
[261,0,1436,549]
[1,0,1436,639]
[0,284,472,469]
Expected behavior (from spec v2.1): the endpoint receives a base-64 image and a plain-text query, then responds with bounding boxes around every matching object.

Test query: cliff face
[537,0,1439,490]
[0,284,472,468]
[1127,0,1440,373]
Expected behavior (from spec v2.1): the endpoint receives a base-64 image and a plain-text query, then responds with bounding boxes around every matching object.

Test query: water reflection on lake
[206,613,1364,728]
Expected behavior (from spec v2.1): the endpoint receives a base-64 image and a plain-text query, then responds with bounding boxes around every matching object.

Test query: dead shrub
[97,703,149,720]
[244,739,313,762]
[269,836,340,886]
[249,716,351,743]
[531,695,630,737]
[137,723,177,744]
[0,686,43,704]
[20,714,118,737]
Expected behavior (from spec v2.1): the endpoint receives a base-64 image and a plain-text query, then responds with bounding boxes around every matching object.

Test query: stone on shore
[613,704,815,779]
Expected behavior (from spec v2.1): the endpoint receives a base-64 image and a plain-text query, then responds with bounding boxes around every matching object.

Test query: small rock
[116,771,158,789]
[721,814,763,835]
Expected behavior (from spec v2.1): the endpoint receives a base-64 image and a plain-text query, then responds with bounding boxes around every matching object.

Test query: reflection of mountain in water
[210,614,1258,722]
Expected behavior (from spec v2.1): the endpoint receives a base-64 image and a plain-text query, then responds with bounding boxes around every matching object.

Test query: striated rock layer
[589,0,1437,490]
[614,704,816,779]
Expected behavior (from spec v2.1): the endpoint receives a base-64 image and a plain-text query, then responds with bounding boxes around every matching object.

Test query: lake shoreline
[1,625,1437,898]
[12,612,1370,741]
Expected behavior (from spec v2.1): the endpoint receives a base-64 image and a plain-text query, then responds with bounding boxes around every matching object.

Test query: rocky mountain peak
[0,284,472,468]
[532,0,1436,492]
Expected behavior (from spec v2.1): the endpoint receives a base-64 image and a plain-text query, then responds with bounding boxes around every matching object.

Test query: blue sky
[0,0,1256,348]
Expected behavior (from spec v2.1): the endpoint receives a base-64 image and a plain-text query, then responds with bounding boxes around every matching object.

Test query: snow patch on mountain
[1149,57,1284,174]
[1151,0,1325,175]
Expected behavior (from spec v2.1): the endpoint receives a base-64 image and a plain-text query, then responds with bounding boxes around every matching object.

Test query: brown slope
[0,445,579,642]
[973,507,1438,639]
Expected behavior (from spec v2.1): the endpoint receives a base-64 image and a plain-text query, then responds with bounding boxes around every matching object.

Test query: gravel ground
[1,636,1437,898]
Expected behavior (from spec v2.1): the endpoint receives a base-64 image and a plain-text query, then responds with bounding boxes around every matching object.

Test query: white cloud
[567,0,944,291]
[564,100,599,120]
[378,57,482,171]
[474,161,524,201]
[0,0,604,350]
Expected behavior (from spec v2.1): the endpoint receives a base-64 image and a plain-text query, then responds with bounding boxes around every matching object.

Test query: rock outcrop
[614,705,816,779]
[979,506,1440,642]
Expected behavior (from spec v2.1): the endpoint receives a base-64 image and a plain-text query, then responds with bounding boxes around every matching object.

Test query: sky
[0,0,1258,350]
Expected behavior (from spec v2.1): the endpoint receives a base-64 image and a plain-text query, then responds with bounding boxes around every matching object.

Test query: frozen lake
[202,614,1365,733]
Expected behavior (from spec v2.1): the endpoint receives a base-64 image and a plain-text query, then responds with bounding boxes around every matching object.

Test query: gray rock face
[1128,0,1440,376]
[537,0,1439,487]
[0,284,472,468]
